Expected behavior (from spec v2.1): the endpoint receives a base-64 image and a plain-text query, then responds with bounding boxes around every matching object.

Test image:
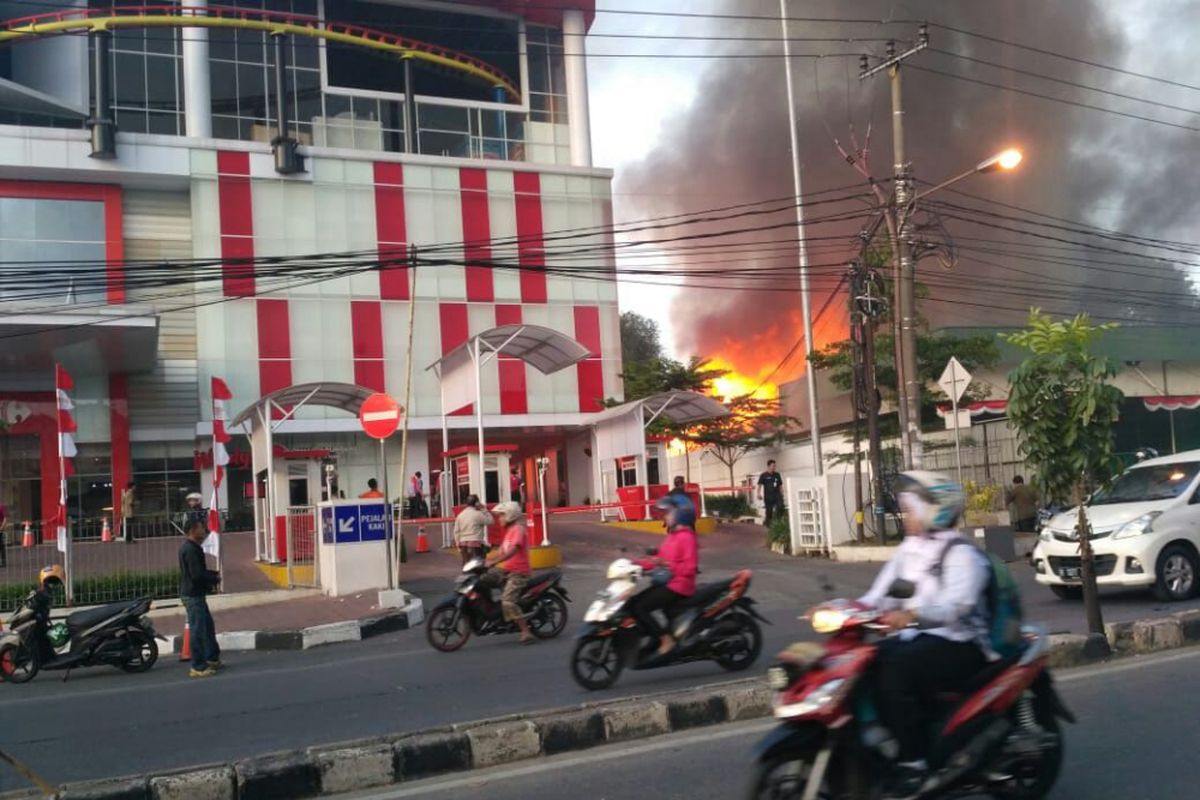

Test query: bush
[766,510,791,554]
[0,570,178,614]
[704,494,753,519]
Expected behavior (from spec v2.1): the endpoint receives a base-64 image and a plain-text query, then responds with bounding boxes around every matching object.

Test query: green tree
[674,395,793,490]
[620,311,663,365]
[1003,310,1124,640]
[618,356,727,403]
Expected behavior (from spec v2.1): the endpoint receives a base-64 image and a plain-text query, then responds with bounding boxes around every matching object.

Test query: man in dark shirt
[179,516,221,678]
[668,476,688,498]
[757,460,785,526]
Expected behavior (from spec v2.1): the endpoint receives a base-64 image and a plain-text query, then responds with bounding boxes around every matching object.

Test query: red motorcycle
[748,581,1073,799]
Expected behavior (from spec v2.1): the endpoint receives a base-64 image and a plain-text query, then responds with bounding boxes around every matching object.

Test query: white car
[1032,450,1200,602]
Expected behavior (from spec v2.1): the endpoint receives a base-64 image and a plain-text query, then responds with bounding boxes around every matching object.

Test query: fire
[707,357,778,402]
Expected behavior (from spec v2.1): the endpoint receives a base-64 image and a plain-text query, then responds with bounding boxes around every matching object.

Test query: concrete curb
[164,598,424,654]
[13,678,769,800]
[14,609,1200,800]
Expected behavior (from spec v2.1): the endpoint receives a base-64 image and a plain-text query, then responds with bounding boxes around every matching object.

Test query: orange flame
[706,357,779,402]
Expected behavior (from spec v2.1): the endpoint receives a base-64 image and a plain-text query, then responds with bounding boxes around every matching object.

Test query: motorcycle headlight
[810,608,850,635]
[774,678,848,719]
[1113,512,1162,540]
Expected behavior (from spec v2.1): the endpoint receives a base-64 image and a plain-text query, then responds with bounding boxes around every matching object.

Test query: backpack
[932,537,1025,659]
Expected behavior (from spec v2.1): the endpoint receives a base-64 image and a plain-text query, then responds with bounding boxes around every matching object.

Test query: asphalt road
[343,647,1200,800]
[2,523,1196,792]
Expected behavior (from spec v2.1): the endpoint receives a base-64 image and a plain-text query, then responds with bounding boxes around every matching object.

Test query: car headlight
[810,608,850,634]
[1113,512,1162,540]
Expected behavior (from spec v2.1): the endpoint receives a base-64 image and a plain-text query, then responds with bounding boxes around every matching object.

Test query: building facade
[0,0,617,536]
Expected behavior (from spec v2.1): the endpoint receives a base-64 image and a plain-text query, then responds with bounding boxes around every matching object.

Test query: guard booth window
[483,456,501,505]
[616,457,637,488]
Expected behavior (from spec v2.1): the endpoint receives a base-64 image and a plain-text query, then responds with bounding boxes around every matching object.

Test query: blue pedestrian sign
[323,502,392,544]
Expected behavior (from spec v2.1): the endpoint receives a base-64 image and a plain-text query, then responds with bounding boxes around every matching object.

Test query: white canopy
[590,390,731,427]
[230,382,375,428]
[427,324,591,376]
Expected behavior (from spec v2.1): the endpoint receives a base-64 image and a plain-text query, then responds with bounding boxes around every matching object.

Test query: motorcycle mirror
[886,578,916,600]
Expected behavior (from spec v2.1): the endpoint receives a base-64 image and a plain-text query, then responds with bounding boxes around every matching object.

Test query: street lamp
[914,147,1023,201]
[896,146,1024,469]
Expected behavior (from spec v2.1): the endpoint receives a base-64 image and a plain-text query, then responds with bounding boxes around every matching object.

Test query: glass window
[0,198,106,305]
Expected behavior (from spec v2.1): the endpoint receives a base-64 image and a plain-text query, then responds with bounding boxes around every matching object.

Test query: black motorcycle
[425,557,571,651]
[570,558,768,690]
[0,590,161,683]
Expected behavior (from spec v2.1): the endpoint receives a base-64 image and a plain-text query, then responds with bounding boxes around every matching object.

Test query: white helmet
[494,501,524,525]
[894,470,964,531]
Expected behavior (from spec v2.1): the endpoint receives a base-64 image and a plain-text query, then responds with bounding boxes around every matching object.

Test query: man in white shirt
[859,471,992,792]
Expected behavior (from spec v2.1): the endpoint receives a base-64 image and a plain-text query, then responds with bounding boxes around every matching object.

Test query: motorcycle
[570,557,768,690]
[748,580,1072,799]
[0,590,161,683]
[424,557,571,651]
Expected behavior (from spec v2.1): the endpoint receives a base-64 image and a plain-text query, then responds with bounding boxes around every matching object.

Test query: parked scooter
[425,557,571,651]
[570,557,767,690]
[0,566,162,684]
[747,579,1071,799]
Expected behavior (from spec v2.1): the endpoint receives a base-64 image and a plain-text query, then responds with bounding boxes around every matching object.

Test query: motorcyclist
[859,470,992,794]
[481,501,534,644]
[632,494,699,655]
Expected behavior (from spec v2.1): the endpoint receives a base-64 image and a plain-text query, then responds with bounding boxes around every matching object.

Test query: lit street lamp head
[976,148,1023,173]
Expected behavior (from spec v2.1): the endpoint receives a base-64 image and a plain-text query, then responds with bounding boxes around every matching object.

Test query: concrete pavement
[2,520,1198,792]
[339,647,1200,800]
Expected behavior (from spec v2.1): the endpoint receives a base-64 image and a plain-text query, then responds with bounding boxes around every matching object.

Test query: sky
[582,0,1200,377]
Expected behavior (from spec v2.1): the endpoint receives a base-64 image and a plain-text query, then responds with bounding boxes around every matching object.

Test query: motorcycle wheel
[0,639,39,684]
[992,716,1063,800]
[570,635,623,690]
[746,752,876,800]
[426,603,472,652]
[715,613,763,672]
[530,593,569,640]
[118,628,159,673]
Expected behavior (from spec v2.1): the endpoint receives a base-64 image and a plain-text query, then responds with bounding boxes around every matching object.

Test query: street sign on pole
[359,393,402,440]
[938,358,973,488]
[359,393,402,590]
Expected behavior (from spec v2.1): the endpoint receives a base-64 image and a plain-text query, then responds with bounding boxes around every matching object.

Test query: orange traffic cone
[21,521,32,548]
[415,526,430,554]
[101,516,112,543]
[179,623,191,662]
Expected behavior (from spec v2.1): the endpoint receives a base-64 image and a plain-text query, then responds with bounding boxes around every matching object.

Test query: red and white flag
[55,364,75,548]
[205,377,233,557]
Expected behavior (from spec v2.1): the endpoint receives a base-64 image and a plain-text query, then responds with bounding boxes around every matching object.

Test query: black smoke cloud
[616,0,1200,376]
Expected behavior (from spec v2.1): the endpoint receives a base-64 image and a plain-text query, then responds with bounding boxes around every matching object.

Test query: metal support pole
[891,60,921,469]
[863,315,886,542]
[182,0,212,138]
[850,298,865,542]
[780,0,822,475]
[402,56,416,155]
[395,246,418,577]
[474,338,486,499]
[381,438,394,590]
[89,30,116,158]
[1164,361,1178,454]
[538,458,551,546]
[271,33,302,174]
[950,361,964,488]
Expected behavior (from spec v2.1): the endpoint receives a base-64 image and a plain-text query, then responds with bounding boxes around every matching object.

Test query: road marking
[346,719,776,799]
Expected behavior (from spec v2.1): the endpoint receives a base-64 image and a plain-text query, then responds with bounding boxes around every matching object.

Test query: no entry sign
[359,393,402,439]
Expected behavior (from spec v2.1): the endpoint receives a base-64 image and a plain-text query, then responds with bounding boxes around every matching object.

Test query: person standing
[668,476,688,498]
[453,494,492,564]
[757,460,784,526]
[510,467,523,503]
[179,516,222,678]
[408,471,425,518]
[360,478,384,499]
[120,482,136,543]
[0,491,9,568]
[1005,475,1039,533]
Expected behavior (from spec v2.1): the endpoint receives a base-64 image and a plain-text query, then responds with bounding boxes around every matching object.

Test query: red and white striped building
[0,0,616,533]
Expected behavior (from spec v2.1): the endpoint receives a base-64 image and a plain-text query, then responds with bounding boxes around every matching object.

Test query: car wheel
[1153,545,1199,602]
[1050,585,1082,601]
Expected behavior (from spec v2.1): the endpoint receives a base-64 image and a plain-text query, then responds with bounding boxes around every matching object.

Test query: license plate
[1060,567,1081,580]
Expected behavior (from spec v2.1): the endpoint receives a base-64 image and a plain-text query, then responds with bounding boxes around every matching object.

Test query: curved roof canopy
[231,382,376,428]
[591,390,730,426]
[428,324,590,375]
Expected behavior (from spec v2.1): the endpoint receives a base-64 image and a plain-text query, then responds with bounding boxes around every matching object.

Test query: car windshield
[1090,462,1200,505]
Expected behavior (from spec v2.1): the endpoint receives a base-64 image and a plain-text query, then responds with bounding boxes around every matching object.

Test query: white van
[1032,449,1200,602]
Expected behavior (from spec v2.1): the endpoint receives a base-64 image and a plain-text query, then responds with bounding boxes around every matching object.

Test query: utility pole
[861,25,929,470]
[851,253,888,544]
[780,0,823,475]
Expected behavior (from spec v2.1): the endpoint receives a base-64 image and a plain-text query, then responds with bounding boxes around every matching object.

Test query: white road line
[345,719,776,799]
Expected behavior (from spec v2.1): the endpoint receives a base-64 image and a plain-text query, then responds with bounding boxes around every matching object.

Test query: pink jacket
[638,526,699,597]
